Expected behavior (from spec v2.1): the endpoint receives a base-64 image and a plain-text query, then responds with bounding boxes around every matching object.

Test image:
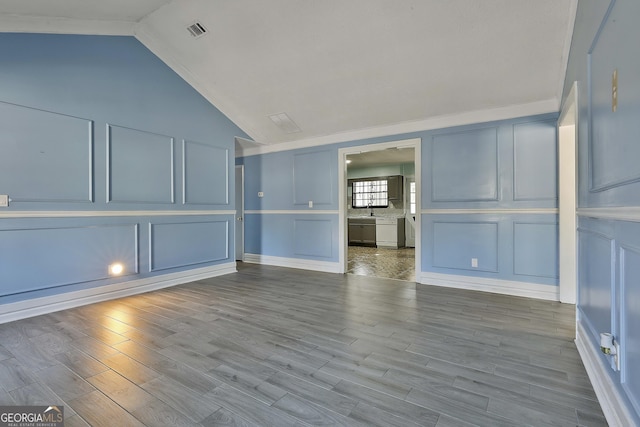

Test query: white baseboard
[0,263,237,324]
[244,253,340,274]
[419,272,559,301]
[575,321,636,427]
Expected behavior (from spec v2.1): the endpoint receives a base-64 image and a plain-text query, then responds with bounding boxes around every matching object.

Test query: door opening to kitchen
[341,141,418,282]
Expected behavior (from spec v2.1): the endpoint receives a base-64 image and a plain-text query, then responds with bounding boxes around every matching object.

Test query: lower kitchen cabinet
[348,218,376,246]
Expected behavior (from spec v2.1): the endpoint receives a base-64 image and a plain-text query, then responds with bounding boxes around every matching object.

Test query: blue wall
[563,0,640,422]
[242,145,339,262]
[0,34,245,305]
[241,114,558,288]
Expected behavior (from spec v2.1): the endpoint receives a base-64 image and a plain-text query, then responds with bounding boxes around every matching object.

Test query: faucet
[369,203,374,216]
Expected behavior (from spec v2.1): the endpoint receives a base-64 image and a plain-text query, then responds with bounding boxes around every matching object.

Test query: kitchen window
[352,179,389,208]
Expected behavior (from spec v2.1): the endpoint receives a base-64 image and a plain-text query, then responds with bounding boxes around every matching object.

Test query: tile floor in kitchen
[347,245,416,282]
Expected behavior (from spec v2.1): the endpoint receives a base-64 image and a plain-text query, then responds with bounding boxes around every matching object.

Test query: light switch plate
[308,200,313,208]
[0,195,8,207]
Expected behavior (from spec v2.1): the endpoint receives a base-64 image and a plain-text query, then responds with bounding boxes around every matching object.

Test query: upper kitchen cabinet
[387,175,403,201]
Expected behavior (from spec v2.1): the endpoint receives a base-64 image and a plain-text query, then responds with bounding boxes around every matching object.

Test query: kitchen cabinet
[348,218,376,246]
[387,175,403,200]
[376,217,405,248]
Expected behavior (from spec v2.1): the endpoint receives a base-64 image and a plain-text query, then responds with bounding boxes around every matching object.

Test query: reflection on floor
[347,245,415,282]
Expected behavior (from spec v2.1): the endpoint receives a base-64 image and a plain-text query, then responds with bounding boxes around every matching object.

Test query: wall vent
[268,112,301,134]
[187,22,207,38]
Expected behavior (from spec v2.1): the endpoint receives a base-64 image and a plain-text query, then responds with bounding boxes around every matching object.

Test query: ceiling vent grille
[187,22,207,38]
[268,112,301,134]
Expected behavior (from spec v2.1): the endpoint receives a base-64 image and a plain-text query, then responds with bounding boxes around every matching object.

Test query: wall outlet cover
[0,195,9,207]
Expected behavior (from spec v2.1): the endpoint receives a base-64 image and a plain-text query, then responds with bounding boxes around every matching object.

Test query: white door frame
[558,82,578,304]
[235,165,245,262]
[338,138,421,279]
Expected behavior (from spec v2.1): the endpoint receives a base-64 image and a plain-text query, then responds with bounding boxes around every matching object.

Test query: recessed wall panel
[293,150,333,205]
[0,101,92,203]
[589,0,640,191]
[513,222,558,278]
[578,229,613,335]
[183,140,228,205]
[621,245,640,415]
[513,121,557,201]
[431,128,498,202]
[107,125,174,203]
[433,222,498,272]
[294,219,332,258]
[0,224,138,297]
[150,221,229,271]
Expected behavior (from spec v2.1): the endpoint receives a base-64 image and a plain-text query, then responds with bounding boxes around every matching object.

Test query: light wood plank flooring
[0,263,606,426]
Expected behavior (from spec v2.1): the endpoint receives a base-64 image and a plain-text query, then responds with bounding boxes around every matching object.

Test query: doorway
[338,138,421,282]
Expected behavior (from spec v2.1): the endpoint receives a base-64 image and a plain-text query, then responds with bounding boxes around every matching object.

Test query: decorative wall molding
[576,320,636,427]
[293,219,333,258]
[182,140,229,205]
[430,127,498,203]
[0,101,94,203]
[578,207,640,223]
[422,208,558,215]
[419,272,559,301]
[149,220,229,272]
[244,253,340,274]
[293,150,334,205]
[245,210,339,215]
[107,124,175,204]
[512,120,558,202]
[0,263,237,325]
[0,210,235,218]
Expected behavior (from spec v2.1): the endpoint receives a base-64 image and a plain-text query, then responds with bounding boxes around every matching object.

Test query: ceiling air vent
[187,22,207,38]
[268,112,301,134]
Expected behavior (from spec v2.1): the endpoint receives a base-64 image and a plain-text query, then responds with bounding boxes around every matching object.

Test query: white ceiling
[0,1,577,155]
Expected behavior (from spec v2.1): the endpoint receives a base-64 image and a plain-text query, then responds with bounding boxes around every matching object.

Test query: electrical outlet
[258,192,264,198]
[471,258,478,268]
[0,195,8,207]
[308,200,313,208]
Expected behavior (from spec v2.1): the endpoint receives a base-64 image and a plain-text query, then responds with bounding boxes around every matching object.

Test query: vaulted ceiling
[0,1,577,154]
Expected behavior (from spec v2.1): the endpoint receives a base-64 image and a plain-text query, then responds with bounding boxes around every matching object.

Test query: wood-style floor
[0,263,606,426]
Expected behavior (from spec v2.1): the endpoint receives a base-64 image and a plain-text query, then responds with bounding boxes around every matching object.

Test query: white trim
[0,210,235,218]
[0,263,236,325]
[244,210,338,215]
[244,253,340,274]
[578,207,640,223]
[558,81,578,305]
[0,15,134,35]
[419,272,559,301]
[576,321,636,427]
[238,101,557,157]
[422,208,558,215]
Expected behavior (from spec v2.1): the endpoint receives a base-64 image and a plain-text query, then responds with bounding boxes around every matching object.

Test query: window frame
[351,178,389,209]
